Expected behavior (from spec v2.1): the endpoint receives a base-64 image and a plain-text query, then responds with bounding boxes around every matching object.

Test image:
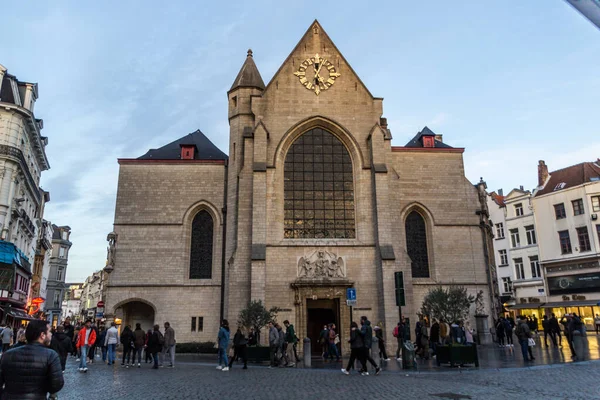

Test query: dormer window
[180,145,196,160]
[422,136,434,148]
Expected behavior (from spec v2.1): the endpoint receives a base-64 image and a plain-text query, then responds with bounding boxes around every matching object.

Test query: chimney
[519,185,524,191]
[379,117,388,129]
[498,189,503,196]
[538,160,548,187]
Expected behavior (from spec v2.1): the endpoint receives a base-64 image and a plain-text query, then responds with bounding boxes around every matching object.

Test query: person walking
[429,319,440,357]
[86,322,99,364]
[133,323,146,367]
[76,319,97,372]
[63,318,75,351]
[341,321,366,375]
[495,318,506,347]
[0,320,64,399]
[328,323,340,362]
[515,316,534,361]
[268,321,279,368]
[503,318,514,347]
[147,324,162,369]
[217,319,230,371]
[276,323,286,366]
[319,324,329,360]
[394,318,405,361]
[549,313,561,347]
[595,314,600,334]
[72,323,81,358]
[50,325,73,373]
[283,320,297,367]
[359,316,381,375]
[145,328,153,363]
[228,327,248,369]
[104,322,120,365]
[374,325,390,361]
[97,326,108,363]
[162,322,176,368]
[542,315,553,347]
[1,324,13,353]
[120,325,134,368]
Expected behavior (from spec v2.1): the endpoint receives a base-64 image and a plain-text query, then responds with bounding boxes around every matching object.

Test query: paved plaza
[58,349,600,400]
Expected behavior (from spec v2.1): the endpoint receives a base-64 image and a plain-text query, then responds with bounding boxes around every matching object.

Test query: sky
[1,1,599,282]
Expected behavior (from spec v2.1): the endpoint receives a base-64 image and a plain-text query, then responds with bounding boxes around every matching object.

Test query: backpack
[157,331,165,346]
[393,326,399,338]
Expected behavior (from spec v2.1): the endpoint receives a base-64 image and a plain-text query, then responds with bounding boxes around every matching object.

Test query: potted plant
[238,300,280,362]
[420,286,480,367]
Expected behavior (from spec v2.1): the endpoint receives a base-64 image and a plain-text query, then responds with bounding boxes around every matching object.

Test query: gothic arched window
[189,210,213,279]
[284,128,355,239]
[405,210,430,278]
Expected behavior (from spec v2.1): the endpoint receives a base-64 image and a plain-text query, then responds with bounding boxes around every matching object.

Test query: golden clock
[293,53,341,95]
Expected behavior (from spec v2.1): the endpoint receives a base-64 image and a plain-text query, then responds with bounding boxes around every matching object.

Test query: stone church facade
[105,21,494,352]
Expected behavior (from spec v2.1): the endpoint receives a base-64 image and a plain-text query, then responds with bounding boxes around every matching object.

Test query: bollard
[303,338,311,368]
[572,331,584,360]
[371,336,381,366]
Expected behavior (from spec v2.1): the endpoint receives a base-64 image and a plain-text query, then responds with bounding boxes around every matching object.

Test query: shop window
[283,128,355,239]
[529,256,541,278]
[405,210,430,278]
[189,210,213,279]
[495,223,505,239]
[514,258,525,280]
[554,203,566,220]
[577,227,591,252]
[572,199,584,216]
[558,230,572,254]
[510,228,520,248]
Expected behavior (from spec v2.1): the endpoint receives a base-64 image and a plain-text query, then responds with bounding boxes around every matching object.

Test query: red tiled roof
[490,192,506,207]
[535,160,600,197]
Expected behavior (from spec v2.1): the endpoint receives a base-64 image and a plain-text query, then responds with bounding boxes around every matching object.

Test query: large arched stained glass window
[405,211,430,278]
[189,210,213,279]
[284,128,355,239]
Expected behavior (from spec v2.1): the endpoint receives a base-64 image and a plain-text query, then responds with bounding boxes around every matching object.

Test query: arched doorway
[115,301,155,331]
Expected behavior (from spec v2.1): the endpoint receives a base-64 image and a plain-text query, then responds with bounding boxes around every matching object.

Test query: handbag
[334,335,340,345]
[528,338,536,347]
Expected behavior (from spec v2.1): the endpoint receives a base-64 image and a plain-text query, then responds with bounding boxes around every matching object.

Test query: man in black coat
[50,325,72,372]
[0,319,64,399]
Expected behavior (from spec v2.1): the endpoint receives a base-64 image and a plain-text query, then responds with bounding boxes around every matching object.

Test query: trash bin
[402,341,416,370]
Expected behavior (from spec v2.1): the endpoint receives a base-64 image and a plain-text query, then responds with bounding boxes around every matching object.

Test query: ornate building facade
[105,21,494,351]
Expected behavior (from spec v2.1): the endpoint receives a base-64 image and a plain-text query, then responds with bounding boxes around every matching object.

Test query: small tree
[237,300,280,345]
[420,286,475,323]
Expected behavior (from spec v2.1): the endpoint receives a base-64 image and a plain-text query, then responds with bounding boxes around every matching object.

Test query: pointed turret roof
[229,49,265,92]
[138,129,228,160]
[404,126,453,148]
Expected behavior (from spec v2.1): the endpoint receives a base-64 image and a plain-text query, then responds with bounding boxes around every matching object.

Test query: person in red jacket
[76,319,97,372]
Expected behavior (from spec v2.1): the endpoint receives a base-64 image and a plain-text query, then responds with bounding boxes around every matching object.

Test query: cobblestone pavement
[57,356,600,400]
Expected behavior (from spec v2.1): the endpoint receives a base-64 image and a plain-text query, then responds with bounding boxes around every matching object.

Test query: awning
[542,300,600,308]
[507,303,545,310]
[7,308,37,321]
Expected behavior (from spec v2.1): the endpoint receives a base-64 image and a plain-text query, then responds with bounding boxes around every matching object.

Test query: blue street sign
[346,288,356,301]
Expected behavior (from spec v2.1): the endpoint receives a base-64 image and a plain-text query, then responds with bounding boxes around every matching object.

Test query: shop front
[545,271,600,330]
[507,302,545,330]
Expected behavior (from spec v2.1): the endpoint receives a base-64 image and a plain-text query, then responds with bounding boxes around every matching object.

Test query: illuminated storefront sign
[547,272,600,295]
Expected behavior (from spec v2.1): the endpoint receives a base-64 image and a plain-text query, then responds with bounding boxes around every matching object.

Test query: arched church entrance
[306,298,340,355]
[114,301,155,331]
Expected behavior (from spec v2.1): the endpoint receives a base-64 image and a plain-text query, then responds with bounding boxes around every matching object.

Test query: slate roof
[535,160,600,197]
[230,50,265,92]
[138,130,227,161]
[404,126,453,148]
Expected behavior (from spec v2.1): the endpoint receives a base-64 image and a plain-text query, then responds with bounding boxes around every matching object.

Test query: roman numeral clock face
[293,53,341,95]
